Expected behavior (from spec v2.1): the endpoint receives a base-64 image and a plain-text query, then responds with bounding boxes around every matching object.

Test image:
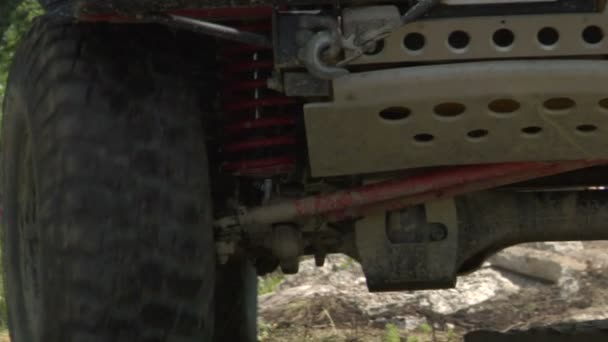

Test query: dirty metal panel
[355,199,459,292]
[349,6,608,65]
[305,60,608,177]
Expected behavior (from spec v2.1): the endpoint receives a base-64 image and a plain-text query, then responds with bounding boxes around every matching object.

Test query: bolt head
[429,223,448,242]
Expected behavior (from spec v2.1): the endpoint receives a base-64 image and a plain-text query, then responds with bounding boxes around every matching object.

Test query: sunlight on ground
[0,332,8,342]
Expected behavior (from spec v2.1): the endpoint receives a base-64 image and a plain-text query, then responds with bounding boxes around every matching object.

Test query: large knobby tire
[1,17,218,341]
[214,257,258,342]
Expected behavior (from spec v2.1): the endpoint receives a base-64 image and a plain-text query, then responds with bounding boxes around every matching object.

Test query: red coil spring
[219,21,299,177]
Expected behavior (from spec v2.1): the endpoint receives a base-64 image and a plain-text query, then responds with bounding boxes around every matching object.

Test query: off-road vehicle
[3,0,608,341]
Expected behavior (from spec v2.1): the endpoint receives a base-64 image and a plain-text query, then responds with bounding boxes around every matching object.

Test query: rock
[489,246,587,284]
[409,267,520,315]
[261,255,522,325]
[392,315,426,331]
[524,242,584,254]
[373,317,387,324]
[566,308,608,322]
[559,271,581,300]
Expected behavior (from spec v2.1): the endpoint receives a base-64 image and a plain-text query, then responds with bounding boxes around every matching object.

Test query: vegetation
[0,0,22,44]
[446,327,457,341]
[258,272,284,295]
[0,0,42,109]
[384,323,400,342]
[0,0,43,331]
[338,256,356,270]
[418,323,432,334]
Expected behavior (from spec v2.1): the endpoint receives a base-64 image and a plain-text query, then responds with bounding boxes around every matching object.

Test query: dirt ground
[259,325,460,342]
[1,243,606,341]
[259,242,608,341]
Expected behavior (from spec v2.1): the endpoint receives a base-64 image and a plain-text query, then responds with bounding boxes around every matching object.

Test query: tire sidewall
[2,70,44,341]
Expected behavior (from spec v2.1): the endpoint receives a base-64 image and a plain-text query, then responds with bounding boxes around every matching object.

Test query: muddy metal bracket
[214,160,607,286]
[355,190,608,292]
[274,1,442,82]
[356,200,459,291]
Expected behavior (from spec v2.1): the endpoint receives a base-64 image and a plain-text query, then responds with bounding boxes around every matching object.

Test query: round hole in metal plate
[413,133,435,144]
[493,29,515,49]
[538,27,559,47]
[577,124,598,134]
[467,129,489,141]
[583,25,604,45]
[488,99,520,115]
[599,98,608,110]
[379,107,411,121]
[521,126,543,136]
[448,30,471,50]
[543,98,575,112]
[434,102,466,118]
[404,32,426,52]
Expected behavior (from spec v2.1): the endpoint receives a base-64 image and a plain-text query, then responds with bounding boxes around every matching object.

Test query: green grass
[446,327,457,341]
[418,322,432,334]
[338,256,355,270]
[258,272,284,295]
[384,323,400,342]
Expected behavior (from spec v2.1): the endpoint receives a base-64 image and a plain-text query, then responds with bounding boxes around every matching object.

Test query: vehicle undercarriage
[3,0,608,341]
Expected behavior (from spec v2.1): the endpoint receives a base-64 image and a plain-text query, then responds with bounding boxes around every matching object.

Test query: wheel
[214,257,258,342]
[39,0,204,14]
[1,17,217,341]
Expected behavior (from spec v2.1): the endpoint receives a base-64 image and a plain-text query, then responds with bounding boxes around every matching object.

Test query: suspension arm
[215,160,606,229]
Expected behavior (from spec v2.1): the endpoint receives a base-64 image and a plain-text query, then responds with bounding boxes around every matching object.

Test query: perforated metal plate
[348,6,608,65]
[305,60,608,177]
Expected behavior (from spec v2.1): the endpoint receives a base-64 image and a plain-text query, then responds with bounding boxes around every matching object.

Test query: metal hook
[300,31,349,80]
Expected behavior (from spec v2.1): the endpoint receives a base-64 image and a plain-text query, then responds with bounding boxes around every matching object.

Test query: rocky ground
[258,242,608,341]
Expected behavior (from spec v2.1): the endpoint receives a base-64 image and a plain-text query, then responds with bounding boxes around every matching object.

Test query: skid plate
[305,60,608,176]
[349,5,608,65]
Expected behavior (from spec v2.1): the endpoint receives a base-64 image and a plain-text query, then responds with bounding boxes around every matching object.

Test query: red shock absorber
[219,20,299,177]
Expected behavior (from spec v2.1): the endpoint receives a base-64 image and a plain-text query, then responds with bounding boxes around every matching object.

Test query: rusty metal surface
[353,189,608,292]
[305,60,608,176]
[326,160,606,222]
[214,160,603,230]
[355,199,459,291]
[455,190,608,273]
[347,3,608,65]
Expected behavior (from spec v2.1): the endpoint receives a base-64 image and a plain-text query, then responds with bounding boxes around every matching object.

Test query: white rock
[523,241,584,254]
[558,271,581,301]
[489,246,586,284]
[262,255,522,320]
[393,315,427,331]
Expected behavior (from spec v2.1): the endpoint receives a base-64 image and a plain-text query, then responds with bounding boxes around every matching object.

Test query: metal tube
[401,0,442,25]
[163,14,272,47]
[228,161,605,227]
[327,160,607,221]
